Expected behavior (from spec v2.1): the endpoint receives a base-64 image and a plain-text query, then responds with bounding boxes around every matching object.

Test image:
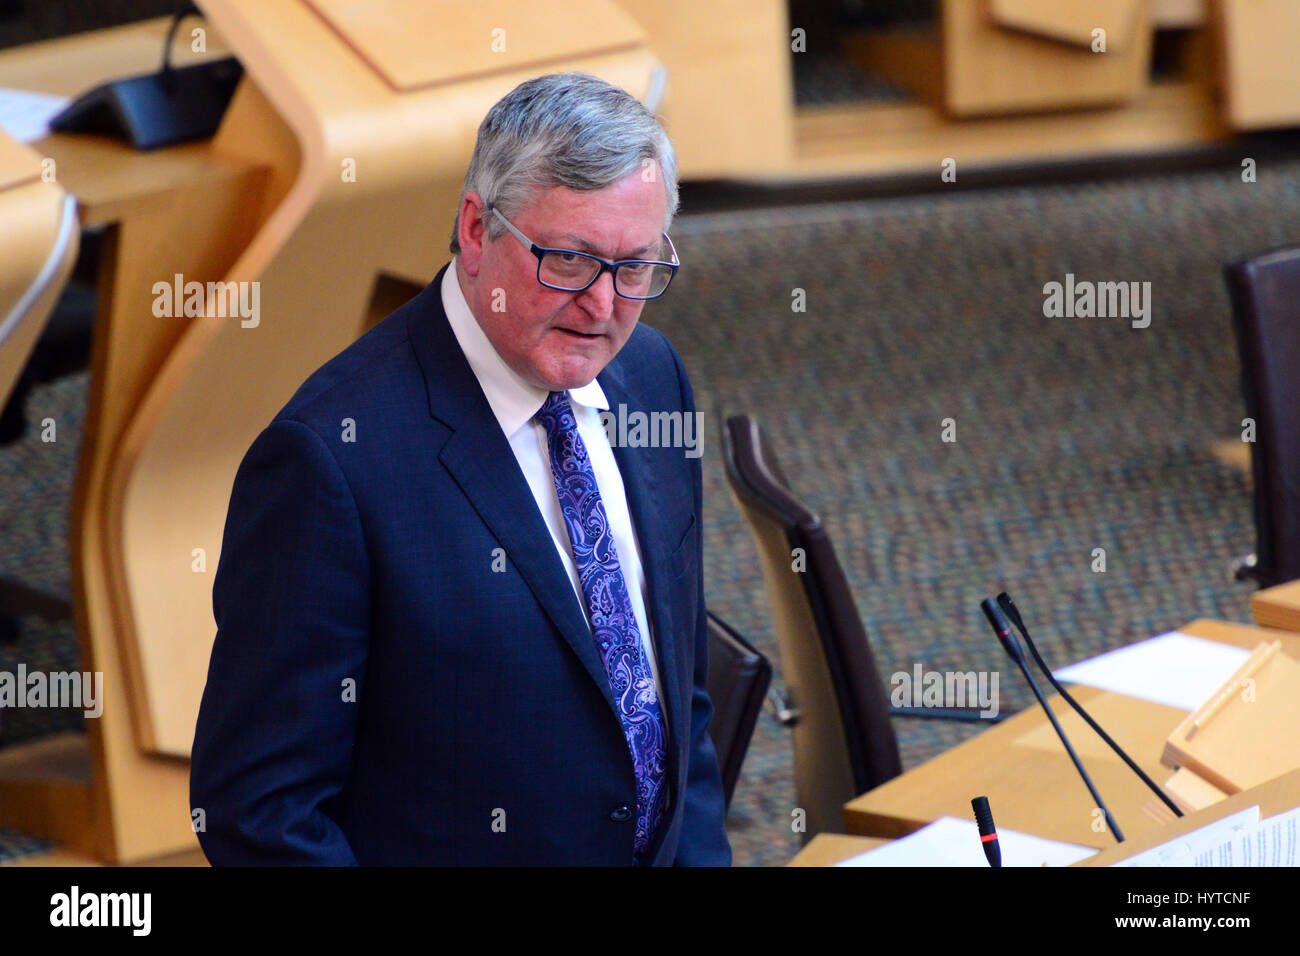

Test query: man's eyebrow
[555,233,658,258]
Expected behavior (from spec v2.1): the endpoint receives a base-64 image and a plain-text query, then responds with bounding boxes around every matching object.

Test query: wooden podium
[0,0,663,863]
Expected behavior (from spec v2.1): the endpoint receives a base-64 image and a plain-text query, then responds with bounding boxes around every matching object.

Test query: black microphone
[981,598,1125,842]
[996,592,1183,818]
[971,795,1001,867]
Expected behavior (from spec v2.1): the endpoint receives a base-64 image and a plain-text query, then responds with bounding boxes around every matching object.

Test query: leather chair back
[722,415,901,840]
[1225,246,1300,587]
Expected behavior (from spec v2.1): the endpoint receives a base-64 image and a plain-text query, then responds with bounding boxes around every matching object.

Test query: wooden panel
[304,0,645,91]
[1215,0,1300,130]
[990,0,1143,50]
[618,0,794,177]
[790,81,1227,181]
[843,28,943,106]
[1163,765,1229,813]
[942,0,1154,116]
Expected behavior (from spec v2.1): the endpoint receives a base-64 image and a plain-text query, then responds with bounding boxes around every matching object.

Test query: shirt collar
[441,258,609,437]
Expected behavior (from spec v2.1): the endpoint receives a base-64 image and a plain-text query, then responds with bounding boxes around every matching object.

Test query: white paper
[1178,805,1300,867]
[1113,805,1261,867]
[0,88,68,143]
[835,816,1096,867]
[1053,632,1251,711]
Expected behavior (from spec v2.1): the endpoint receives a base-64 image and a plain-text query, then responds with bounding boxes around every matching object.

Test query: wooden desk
[845,618,1300,850]
[788,833,888,866]
[1251,579,1300,632]
[0,17,267,862]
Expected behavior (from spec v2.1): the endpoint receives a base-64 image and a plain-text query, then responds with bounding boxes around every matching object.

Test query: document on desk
[1117,805,1300,866]
[1227,805,1300,866]
[0,88,69,143]
[836,817,1096,867]
[1053,632,1251,711]
[1113,805,1260,867]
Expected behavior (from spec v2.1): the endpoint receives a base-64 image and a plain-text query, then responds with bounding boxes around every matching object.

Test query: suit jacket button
[609,805,633,823]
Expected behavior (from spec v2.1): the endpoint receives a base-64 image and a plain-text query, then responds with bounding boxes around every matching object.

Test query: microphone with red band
[971,795,1000,867]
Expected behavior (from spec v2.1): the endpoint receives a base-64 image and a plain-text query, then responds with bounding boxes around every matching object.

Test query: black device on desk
[48,7,240,150]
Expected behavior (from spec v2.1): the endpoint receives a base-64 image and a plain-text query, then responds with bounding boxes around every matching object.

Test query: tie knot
[534,390,576,435]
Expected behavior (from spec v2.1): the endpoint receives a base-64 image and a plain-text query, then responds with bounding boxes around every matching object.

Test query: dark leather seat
[1224,245,1300,588]
[722,414,902,841]
[705,612,772,809]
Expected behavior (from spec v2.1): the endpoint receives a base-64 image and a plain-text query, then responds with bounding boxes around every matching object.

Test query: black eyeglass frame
[485,202,679,300]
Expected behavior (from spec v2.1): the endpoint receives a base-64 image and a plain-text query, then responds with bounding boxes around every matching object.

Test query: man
[189,72,730,866]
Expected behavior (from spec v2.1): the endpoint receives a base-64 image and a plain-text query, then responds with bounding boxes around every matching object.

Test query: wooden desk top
[846,618,1300,850]
[788,834,889,867]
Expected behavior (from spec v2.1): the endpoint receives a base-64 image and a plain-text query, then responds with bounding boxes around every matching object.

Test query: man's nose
[578,268,616,319]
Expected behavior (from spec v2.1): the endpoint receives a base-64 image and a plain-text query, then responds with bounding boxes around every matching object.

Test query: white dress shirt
[440,260,667,721]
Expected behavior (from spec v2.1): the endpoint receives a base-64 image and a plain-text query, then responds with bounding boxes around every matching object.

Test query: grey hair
[450,72,679,254]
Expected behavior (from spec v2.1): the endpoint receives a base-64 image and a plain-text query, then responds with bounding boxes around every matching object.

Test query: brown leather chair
[722,414,902,841]
[705,611,771,809]
[1224,245,1300,588]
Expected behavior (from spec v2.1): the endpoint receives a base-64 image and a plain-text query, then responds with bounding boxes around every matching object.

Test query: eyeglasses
[485,202,679,300]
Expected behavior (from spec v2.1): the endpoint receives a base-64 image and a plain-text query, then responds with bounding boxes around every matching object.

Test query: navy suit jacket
[190,263,730,865]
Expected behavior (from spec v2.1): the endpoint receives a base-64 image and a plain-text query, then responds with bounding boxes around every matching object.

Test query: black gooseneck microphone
[980,598,1125,843]
[996,592,1184,819]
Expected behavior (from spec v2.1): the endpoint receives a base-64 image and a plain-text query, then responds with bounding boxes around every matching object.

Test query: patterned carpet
[5,154,1297,864]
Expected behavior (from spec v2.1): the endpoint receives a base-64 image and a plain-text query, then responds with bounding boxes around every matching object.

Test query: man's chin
[533,348,616,391]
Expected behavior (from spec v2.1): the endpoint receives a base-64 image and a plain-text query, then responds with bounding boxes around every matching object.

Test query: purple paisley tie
[534,390,668,864]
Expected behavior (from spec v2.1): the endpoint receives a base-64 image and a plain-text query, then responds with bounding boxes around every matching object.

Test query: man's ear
[457,192,488,276]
